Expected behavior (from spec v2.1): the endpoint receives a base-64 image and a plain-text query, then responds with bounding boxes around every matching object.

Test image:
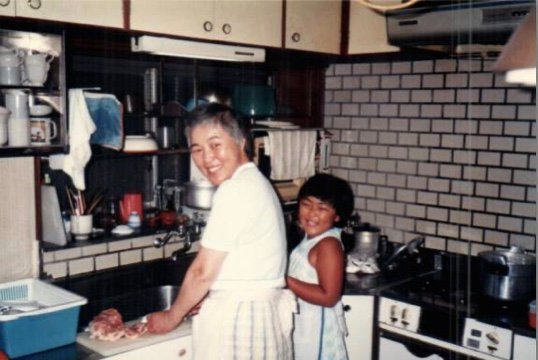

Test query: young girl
[287,173,354,360]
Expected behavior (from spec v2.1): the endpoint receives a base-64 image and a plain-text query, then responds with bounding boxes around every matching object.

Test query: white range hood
[131,35,265,63]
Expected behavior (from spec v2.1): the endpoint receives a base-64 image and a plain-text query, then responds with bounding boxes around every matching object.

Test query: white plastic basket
[0,278,87,321]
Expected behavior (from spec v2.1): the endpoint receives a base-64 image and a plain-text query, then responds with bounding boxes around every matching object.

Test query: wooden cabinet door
[15,0,124,28]
[105,335,193,359]
[0,0,15,17]
[342,295,374,360]
[347,0,399,54]
[285,0,341,54]
[214,0,282,47]
[131,0,281,47]
[130,0,215,40]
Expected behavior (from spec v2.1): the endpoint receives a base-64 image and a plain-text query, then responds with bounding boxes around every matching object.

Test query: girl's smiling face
[298,196,340,239]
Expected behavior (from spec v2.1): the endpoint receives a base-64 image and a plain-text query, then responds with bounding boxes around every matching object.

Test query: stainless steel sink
[54,256,195,331]
[78,285,180,330]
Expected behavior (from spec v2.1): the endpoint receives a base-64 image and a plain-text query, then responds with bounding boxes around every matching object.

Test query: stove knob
[486,332,499,345]
[401,308,410,327]
[390,304,398,323]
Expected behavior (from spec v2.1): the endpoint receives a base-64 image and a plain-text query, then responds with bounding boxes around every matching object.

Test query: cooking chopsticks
[65,187,104,215]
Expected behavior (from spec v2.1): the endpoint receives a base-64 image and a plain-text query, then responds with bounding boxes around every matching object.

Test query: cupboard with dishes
[0,27,67,157]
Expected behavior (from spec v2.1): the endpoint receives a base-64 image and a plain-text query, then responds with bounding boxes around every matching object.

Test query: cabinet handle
[291,32,301,43]
[343,304,351,312]
[27,0,41,9]
[178,348,187,357]
[222,23,232,35]
[0,0,10,8]
[203,21,213,32]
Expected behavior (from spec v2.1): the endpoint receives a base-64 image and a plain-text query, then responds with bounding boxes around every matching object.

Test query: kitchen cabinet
[104,335,192,359]
[0,0,15,17]
[342,295,374,360]
[285,0,342,54]
[130,0,282,48]
[14,0,124,28]
[347,0,399,54]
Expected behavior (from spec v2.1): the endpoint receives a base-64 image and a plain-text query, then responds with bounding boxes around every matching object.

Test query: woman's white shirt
[201,162,287,290]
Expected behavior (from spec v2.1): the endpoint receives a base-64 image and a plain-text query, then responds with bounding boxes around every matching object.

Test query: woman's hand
[146,310,182,334]
[187,300,204,316]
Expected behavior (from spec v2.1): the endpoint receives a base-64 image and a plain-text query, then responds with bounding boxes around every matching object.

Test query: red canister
[528,300,536,329]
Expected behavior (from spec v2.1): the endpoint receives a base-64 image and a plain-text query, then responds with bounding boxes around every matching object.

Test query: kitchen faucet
[154,215,204,260]
[382,235,425,271]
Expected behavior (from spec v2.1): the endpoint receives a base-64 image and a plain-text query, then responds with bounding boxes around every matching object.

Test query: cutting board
[76,318,192,357]
[41,185,68,246]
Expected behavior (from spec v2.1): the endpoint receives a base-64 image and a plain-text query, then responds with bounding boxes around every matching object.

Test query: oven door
[379,331,486,360]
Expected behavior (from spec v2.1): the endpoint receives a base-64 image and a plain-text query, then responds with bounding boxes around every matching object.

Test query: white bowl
[123,134,158,153]
[30,104,53,116]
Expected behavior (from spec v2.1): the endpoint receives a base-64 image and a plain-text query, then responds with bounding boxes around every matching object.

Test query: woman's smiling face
[189,122,248,186]
[298,196,340,238]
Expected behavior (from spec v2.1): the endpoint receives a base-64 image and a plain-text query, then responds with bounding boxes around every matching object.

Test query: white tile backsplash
[517,105,536,120]
[95,253,119,271]
[491,105,517,120]
[515,137,535,153]
[392,61,412,74]
[401,74,421,88]
[69,258,94,276]
[413,60,434,73]
[456,88,479,103]
[352,63,370,75]
[324,57,535,253]
[120,249,142,266]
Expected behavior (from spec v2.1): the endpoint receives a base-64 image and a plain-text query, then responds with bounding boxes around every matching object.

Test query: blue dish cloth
[85,93,123,150]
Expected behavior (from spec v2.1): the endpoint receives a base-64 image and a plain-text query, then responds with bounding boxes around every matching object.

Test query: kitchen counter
[25,248,436,359]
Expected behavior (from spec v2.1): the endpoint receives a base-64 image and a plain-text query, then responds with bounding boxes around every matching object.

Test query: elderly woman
[147,103,295,359]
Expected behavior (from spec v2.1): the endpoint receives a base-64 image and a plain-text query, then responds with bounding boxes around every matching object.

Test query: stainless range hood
[131,35,265,63]
[386,1,534,47]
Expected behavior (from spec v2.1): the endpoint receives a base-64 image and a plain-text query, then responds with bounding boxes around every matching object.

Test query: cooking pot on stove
[352,223,385,260]
[478,246,536,302]
[181,181,217,210]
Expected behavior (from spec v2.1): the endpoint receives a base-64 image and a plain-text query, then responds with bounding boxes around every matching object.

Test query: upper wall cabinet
[0,0,15,17]
[347,0,399,54]
[130,0,282,48]
[285,0,342,54]
[14,0,124,28]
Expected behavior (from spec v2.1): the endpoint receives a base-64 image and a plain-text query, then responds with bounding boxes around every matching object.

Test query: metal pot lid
[478,246,536,266]
[354,222,381,233]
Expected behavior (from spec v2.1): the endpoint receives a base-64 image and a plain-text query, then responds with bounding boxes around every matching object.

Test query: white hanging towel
[265,130,317,181]
[49,89,96,190]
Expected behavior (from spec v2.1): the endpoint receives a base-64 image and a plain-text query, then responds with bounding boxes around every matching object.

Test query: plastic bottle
[128,211,141,228]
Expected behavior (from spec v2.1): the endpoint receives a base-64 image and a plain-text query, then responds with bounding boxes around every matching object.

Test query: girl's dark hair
[298,173,355,227]
[185,102,253,159]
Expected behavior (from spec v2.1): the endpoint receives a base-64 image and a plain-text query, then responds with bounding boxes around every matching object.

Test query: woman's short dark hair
[297,173,355,227]
[185,102,253,159]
